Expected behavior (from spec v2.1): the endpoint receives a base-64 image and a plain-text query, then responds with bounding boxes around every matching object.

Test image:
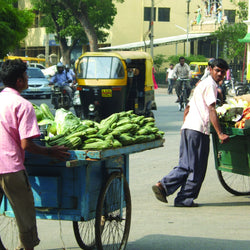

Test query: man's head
[65,64,70,72]
[208,58,215,67]
[210,58,229,83]
[170,64,174,69]
[57,62,64,74]
[179,56,185,66]
[0,59,28,90]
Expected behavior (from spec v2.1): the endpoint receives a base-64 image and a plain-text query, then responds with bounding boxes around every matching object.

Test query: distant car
[28,63,46,69]
[21,67,51,99]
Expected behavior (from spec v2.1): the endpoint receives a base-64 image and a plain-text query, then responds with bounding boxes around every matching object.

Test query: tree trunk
[77,15,98,52]
[59,38,72,65]
[59,0,99,52]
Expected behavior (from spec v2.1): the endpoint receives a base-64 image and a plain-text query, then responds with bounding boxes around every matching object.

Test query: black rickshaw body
[75,51,156,121]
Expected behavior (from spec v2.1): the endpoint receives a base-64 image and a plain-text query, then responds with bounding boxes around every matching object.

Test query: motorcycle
[51,82,73,110]
[224,77,249,97]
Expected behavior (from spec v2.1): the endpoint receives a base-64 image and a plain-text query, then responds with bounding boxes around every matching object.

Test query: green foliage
[212,22,247,61]
[153,54,167,71]
[231,0,248,21]
[166,54,207,65]
[0,0,34,58]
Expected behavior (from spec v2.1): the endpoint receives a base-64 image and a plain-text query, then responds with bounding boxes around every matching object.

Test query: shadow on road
[127,234,250,250]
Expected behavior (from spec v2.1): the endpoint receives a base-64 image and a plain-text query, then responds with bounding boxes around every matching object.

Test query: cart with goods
[0,104,165,250]
[211,97,250,195]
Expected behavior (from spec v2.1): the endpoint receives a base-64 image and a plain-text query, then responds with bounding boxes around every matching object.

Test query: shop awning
[238,33,250,43]
[100,33,211,51]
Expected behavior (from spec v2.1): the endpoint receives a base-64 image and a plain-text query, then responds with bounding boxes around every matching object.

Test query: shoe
[175,98,180,103]
[152,183,168,203]
[174,202,199,207]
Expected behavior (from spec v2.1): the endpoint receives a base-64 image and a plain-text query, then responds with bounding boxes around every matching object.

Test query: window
[77,57,125,79]
[224,10,236,23]
[144,7,156,21]
[158,8,170,22]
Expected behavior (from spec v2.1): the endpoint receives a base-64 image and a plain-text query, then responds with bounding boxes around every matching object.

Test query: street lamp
[186,0,191,57]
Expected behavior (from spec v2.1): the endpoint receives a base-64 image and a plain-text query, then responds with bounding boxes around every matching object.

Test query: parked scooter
[224,78,249,96]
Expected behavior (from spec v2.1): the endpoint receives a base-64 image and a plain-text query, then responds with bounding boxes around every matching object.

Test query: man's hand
[218,133,230,144]
[48,145,71,161]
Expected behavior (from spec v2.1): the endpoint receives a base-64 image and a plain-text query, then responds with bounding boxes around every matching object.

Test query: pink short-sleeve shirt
[0,88,40,174]
[182,75,217,135]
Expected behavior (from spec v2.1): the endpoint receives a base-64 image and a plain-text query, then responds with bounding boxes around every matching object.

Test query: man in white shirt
[152,58,230,207]
[166,64,175,94]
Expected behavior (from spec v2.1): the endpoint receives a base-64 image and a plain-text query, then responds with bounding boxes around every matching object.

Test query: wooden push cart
[0,139,164,250]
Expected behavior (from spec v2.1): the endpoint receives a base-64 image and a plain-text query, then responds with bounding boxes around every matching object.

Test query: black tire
[217,170,250,196]
[73,220,96,249]
[0,215,19,250]
[95,172,131,250]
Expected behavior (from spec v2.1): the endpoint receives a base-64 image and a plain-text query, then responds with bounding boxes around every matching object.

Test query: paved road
[27,90,250,249]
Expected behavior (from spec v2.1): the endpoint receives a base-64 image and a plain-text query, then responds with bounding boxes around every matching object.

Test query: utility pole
[186,0,191,57]
[150,0,154,59]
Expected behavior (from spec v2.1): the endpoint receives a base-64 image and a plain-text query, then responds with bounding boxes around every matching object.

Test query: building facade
[16,0,240,64]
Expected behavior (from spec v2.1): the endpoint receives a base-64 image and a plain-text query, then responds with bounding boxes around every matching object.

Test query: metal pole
[186,0,191,57]
[150,0,154,59]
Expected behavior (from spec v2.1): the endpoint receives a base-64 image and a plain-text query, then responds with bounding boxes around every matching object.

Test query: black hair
[210,58,229,70]
[179,56,185,62]
[0,59,27,88]
[208,58,215,66]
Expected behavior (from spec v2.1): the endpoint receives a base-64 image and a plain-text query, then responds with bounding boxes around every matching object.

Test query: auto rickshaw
[189,61,208,86]
[75,51,157,121]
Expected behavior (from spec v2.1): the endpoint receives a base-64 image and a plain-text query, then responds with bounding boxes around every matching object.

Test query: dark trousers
[168,79,175,94]
[160,129,210,206]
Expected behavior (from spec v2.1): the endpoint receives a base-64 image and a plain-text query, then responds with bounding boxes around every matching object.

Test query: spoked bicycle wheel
[95,171,131,250]
[217,170,250,195]
[73,219,96,250]
[0,214,19,250]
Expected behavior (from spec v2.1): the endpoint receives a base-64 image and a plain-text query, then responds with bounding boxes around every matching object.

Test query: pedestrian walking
[152,58,230,207]
[166,64,175,94]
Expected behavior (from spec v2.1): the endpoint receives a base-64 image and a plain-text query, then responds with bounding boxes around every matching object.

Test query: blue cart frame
[0,139,164,250]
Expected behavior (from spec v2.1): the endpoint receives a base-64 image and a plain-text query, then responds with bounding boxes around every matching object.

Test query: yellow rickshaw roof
[78,51,153,61]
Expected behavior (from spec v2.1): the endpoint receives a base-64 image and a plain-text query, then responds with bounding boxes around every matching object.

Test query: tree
[31,0,88,65]
[57,0,124,52]
[0,0,34,58]
[32,0,124,64]
[212,1,248,61]
[212,23,247,61]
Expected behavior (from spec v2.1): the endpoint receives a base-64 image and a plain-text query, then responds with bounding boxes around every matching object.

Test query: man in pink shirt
[0,59,70,250]
[152,59,230,207]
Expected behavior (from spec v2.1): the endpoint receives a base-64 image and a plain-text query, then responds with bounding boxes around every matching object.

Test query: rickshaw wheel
[73,219,96,250]
[0,215,19,250]
[95,171,131,250]
[217,170,250,195]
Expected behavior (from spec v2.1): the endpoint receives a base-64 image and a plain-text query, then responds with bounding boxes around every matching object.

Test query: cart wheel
[95,171,131,250]
[0,215,19,250]
[73,219,96,250]
[217,170,250,195]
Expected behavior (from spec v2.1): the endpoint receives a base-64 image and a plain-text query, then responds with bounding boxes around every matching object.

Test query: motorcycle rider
[65,64,76,85]
[50,62,73,105]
